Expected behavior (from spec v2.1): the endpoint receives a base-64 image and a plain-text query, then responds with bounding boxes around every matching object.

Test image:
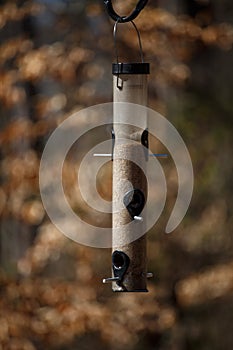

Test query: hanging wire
[113,20,144,64]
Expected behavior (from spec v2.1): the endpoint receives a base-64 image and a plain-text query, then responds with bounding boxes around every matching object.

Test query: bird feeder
[102,3,152,292]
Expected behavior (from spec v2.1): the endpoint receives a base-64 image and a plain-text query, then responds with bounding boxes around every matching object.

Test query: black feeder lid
[112,62,150,75]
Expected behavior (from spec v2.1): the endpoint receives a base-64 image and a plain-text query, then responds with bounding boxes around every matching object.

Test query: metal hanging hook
[104,0,149,23]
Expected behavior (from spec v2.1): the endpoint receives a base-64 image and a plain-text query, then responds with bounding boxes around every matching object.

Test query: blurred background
[0,0,233,349]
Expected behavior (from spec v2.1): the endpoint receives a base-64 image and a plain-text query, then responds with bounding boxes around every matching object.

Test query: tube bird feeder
[103,20,151,292]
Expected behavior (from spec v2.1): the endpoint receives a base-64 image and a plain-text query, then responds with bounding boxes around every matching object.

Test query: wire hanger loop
[113,20,144,64]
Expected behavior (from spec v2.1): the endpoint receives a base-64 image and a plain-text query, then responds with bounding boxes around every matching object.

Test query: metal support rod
[103,0,149,23]
[112,63,149,292]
